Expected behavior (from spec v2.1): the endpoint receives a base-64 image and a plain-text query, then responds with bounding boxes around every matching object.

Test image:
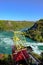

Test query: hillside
[0,20,34,31]
[25,19,43,42]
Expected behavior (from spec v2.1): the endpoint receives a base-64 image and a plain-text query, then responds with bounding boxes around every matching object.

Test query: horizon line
[0,19,41,22]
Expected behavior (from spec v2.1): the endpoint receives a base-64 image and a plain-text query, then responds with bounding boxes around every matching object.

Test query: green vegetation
[0,19,43,64]
[31,52,42,60]
[0,54,14,65]
[25,19,43,42]
[0,20,34,31]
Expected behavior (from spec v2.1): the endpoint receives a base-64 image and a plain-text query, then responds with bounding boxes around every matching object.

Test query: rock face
[26,19,43,42]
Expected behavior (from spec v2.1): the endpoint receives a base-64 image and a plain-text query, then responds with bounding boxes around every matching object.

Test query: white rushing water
[0,31,43,54]
[24,42,43,54]
[0,38,14,54]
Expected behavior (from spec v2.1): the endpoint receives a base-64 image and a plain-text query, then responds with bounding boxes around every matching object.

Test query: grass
[0,20,34,31]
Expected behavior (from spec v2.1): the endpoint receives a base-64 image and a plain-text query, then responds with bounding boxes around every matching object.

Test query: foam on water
[0,31,43,54]
[25,42,43,54]
[0,38,14,54]
[0,31,14,54]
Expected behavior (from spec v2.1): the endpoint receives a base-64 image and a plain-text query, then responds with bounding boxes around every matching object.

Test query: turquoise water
[0,31,14,38]
[0,45,12,54]
[38,46,43,50]
[26,37,36,42]
[0,31,14,54]
[0,30,36,54]
[0,30,43,54]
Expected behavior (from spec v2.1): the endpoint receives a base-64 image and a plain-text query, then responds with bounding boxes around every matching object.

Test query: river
[0,30,43,54]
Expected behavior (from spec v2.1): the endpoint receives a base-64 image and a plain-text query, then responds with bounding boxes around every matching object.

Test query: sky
[0,0,43,21]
